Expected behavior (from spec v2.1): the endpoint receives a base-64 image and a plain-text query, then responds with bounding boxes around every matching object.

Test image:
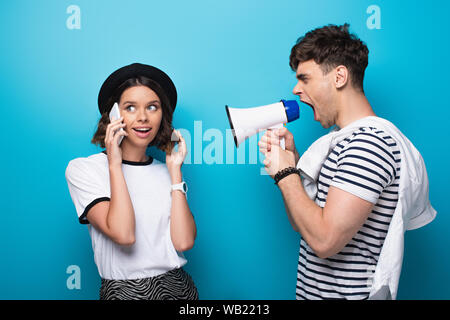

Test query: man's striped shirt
[296,127,401,300]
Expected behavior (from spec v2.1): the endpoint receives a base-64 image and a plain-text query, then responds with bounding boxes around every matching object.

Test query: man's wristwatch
[171,181,188,198]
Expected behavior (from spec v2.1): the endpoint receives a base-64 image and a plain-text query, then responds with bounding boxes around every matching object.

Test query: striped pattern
[296,127,401,300]
[100,268,198,300]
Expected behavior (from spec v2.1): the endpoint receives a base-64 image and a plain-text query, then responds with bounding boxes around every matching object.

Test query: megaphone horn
[225,99,299,148]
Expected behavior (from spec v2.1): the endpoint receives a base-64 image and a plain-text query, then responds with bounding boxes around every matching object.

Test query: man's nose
[292,82,303,95]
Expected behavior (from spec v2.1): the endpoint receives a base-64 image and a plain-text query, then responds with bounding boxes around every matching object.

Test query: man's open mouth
[301,101,317,121]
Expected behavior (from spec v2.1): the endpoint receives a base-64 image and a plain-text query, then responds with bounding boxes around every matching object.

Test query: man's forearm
[282,196,300,232]
[285,150,301,231]
[294,150,300,166]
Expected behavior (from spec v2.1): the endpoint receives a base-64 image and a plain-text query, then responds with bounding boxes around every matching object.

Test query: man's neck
[335,90,376,128]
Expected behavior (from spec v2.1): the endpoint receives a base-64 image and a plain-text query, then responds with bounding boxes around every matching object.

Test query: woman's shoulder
[66,152,108,178]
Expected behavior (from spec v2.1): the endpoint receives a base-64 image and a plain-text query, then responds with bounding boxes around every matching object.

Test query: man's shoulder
[339,126,400,155]
[334,126,400,179]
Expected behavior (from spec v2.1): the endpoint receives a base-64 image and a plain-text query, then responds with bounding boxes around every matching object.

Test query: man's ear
[334,65,349,89]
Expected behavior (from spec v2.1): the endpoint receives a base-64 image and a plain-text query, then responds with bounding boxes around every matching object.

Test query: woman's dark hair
[91,76,174,152]
[289,23,369,91]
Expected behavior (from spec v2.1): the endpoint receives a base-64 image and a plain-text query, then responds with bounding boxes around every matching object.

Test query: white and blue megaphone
[225,99,300,149]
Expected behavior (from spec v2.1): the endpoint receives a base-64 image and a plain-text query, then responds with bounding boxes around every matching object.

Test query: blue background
[0,0,448,299]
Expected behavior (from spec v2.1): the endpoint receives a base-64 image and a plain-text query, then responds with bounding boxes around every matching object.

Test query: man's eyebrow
[296,73,309,81]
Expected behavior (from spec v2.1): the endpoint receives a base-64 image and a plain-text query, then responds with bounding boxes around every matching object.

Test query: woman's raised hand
[166,129,187,177]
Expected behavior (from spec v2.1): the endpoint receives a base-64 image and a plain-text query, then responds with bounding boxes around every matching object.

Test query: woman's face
[118,85,163,148]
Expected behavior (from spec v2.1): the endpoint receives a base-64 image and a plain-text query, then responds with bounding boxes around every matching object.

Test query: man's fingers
[261,136,280,145]
[276,127,286,136]
[261,132,281,146]
[260,133,270,143]
[277,127,294,141]
[258,140,269,149]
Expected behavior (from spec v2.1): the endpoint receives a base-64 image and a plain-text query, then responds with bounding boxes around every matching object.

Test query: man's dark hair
[289,23,369,91]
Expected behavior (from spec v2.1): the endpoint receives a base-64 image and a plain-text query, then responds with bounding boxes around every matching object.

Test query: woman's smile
[132,126,152,138]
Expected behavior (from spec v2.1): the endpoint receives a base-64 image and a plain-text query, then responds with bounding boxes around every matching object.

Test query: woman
[65,63,198,300]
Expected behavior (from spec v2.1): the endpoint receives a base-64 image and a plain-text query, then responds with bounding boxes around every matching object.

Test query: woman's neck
[120,141,148,162]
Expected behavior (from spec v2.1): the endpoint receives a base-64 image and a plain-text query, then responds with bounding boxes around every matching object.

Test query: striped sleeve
[330,132,397,204]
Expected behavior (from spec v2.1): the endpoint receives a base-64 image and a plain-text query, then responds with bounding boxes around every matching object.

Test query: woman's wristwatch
[171,181,188,199]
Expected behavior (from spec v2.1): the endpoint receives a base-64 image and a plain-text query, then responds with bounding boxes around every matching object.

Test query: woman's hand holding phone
[105,116,128,168]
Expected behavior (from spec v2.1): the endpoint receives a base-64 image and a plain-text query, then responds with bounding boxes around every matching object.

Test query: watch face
[182,182,187,193]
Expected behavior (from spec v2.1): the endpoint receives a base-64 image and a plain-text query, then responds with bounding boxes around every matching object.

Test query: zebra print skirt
[99,268,198,300]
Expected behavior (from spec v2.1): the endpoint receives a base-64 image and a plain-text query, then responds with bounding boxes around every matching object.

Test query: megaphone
[225,99,300,149]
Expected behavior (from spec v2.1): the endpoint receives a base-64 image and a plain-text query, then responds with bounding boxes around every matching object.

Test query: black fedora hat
[97,63,177,114]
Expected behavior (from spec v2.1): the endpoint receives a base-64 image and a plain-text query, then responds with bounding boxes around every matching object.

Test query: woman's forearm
[169,170,196,251]
[107,164,136,244]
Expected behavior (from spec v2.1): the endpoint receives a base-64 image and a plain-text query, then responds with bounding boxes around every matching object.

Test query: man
[259,24,435,299]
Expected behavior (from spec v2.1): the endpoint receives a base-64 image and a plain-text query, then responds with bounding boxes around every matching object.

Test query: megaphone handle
[280,137,285,150]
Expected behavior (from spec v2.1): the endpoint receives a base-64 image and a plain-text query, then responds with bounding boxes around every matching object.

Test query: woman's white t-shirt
[65,152,187,280]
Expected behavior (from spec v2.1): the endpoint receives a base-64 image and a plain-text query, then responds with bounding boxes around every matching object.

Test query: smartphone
[109,102,124,145]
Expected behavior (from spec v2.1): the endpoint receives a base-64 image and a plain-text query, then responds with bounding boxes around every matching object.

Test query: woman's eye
[126,105,135,112]
[147,105,157,111]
